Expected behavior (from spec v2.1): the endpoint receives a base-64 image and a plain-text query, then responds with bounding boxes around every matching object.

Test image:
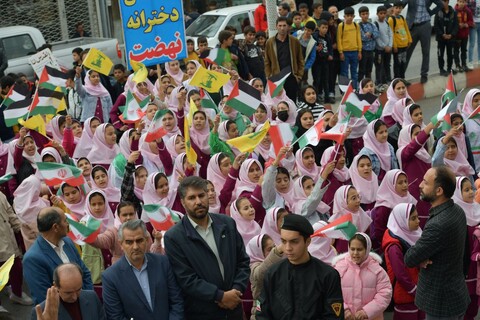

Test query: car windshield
[186,15,227,37]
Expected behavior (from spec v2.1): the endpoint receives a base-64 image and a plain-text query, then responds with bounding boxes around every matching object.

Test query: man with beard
[405,166,470,319]
[164,176,250,320]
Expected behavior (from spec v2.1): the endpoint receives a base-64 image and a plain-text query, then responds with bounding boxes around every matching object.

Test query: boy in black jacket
[239,26,266,84]
[313,19,334,103]
[434,0,459,75]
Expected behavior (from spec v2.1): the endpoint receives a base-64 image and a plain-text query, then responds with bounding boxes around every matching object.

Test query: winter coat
[434,7,459,42]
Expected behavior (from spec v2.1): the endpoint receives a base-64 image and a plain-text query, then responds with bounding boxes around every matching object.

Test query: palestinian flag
[142,204,181,231]
[144,109,169,142]
[269,122,295,155]
[39,65,68,91]
[226,80,262,116]
[267,67,291,98]
[340,81,354,105]
[202,48,232,67]
[441,71,457,105]
[2,84,30,108]
[298,119,324,148]
[467,105,480,120]
[66,214,102,245]
[36,162,85,187]
[0,174,13,185]
[29,87,66,116]
[431,94,459,125]
[321,114,350,144]
[344,92,377,118]
[311,213,357,240]
[200,88,218,112]
[227,121,271,153]
[3,98,32,127]
[119,90,148,123]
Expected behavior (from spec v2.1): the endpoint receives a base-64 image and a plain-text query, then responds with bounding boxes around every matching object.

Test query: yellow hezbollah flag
[184,101,198,165]
[18,114,54,136]
[189,66,230,93]
[83,48,114,76]
[188,97,199,126]
[227,120,271,153]
[0,254,15,291]
[130,59,148,84]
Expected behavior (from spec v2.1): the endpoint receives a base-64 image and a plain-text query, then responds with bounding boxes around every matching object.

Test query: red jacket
[254,4,267,32]
[455,5,474,39]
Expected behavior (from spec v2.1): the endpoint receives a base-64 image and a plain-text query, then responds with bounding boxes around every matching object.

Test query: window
[2,34,36,60]
[226,12,250,34]
[186,15,227,37]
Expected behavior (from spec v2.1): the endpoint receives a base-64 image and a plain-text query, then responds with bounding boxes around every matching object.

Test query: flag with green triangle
[119,90,148,123]
[311,213,358,240]
[66,214,102,245]
[142,204,181,231]
[441,71,457,105]
[144,109,170,142]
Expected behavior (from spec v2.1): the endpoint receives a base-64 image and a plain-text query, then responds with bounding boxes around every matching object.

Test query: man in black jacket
[164,176,250,320]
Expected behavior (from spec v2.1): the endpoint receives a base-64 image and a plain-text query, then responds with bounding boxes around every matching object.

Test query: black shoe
[463,65,473,72]
[440,69,448,76]
[326,97,336,104]
[421,76,428,83]
[449,68,458,75]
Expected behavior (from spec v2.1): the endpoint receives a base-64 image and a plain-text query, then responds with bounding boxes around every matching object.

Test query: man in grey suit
[32,263,105,320]
[404,0,443,83]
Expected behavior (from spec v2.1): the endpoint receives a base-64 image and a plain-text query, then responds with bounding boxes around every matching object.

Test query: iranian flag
[36,162,85,187]
[431,94,459,125]
[298,119,324,148]
[39,65,68,91]
[267,67,291,98]
[119,90,148,123]
[144,109,169,142]
[226,80,262,116]
[269,122,295,155]
[344,92,377,118]
[200,88,218,112]
[202,48,231,67]
[441,71,457,105]
[143,204,181,231]
[311,213,357,240]
[66,214,101,245]
[0,174,13,185]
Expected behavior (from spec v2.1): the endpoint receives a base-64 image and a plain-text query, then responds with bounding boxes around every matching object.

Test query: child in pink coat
[333,232,392,320]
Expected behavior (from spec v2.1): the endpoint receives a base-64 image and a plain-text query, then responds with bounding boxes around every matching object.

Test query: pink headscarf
[246,234,270,264]
[206,153,228,192]
[295,147,321,182]
[189,111,211,154]
[207,181,221,214]
[169,153,200,192]
[391,98,409,125]
[383,78,411,118]
[139,134,164,173]
[218,121,232,141]
[49,116,64,142]
[402,105,426,128]
[348,154,379,204]
[235,159,263,197]
[87,124,120,165]
[58,183,88,221]
[254,123,273,162]
[40,147,62,163]
[84,70,110,97]
[443,138,475,176]
[118,129,133,158]
[220,105,239,121]
[90,165,121,203]
[320,146,350,182]
[375,169,418,209]
[167,86,187,111]
[230,199,262,245]
[396,124,431,169]
[13,175,49,224]
[165,134,183,159]
[158,110,181,140]
[133,165,146,201]
[73,117,98,159]
[330,185,372,232]
[142,172,176,207]
[273,100,297,126]
[387,203,422,246]
[84,189,115,232]
[252,103,272,127]
[363,120,392,171]
[310,221,337,265]
[462,88,480,118]
[292,176,331,215]
[6,137,41,175]
[453,176,480,226]
[125,73,155,101]
[165,60,185,86]
[261,207,285,245]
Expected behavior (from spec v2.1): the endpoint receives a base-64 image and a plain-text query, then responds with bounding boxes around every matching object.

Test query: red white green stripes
[311,213,357,240]
[36,162,85,187]
[142,204,181,231]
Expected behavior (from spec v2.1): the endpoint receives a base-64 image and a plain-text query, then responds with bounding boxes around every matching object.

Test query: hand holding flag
[311,213,358,240]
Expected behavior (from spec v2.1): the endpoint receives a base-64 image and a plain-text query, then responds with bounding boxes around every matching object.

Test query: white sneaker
[0,306,9,313]
[467,62,474,69]
[9,292,33,305]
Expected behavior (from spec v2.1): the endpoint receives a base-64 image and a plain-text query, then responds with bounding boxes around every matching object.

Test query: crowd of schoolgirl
[2,3,480,320]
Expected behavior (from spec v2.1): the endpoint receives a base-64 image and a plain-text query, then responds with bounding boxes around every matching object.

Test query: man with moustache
[164,176,250,320]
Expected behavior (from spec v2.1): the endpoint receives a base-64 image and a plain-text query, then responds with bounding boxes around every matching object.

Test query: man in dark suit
[23,207,93,305]
[405,166,470,319]
[32,263,105,320]
[102,220,184,320]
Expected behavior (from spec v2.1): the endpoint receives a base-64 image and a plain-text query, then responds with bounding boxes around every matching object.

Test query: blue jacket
[164,213,251,320]
[102,253,184,320]
[23,236,93,304]
[75,78,113,122]
[359,21,379,51]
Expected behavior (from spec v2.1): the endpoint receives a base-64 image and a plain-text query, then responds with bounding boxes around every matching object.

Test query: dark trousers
[438,39,455,71]
[328,57,341,95]
[393,47,408,79]
[312,58,329,99]
[358,50,374,82]
[284,74,299,102]
[406,22,432,78]
[454,38,468,68]
[375,49,392,85]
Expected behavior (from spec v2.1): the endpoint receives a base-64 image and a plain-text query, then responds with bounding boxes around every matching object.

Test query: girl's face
[411,107,423,126]
[89,194,105,217]
[461,179,475,203]
[207,182,217,205]
[322,112,333,129]
[300,112,314,129]
[135,168,148,189]
[193,113,206,130]
[262,237,275,258]
[186,62,197,77]
[302,150,315,169]
[275,173,290,193]
[89,71,100,86]
[175,136,186,154]
[252,79,264,93]
[451,117,464,134]
[162,113,175,131]
[118,205,137,223]
[254,107,268,123]
[472,93,480,109]
[93,170,108,188]
[357,157,372,179]
[136,82,149,95]
[277,102,289,112]
[72,122,82,138]
[155,176,169,198]
[90,119,101,134]
[304,87,317,104]
[237,198,255,221]
[77,159,92,176]
[223,105,233,114]
[346,187,361,212]
[160,77,171,90]
[336,151,346,169]
[227,123,239,139]
[411,126,421,140]
[219,157,231,176]
[261,133,271,146]
[362,81,375,94]
[302,178,315,196]
[349,239,367,264]
[445,141,458,160]
[42,155,56,163]
[24,137,36,156]
[408,209,420,231]
[394,81,407,98]
[146,104,158,121]
[168,61,180,73]
[247,162,262,183]
[105,126,117,146]
[63,186,81,204]
[191,93,201,109]
[375,124,388,143]
[59,121,66,135]
[395,173,409,197]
